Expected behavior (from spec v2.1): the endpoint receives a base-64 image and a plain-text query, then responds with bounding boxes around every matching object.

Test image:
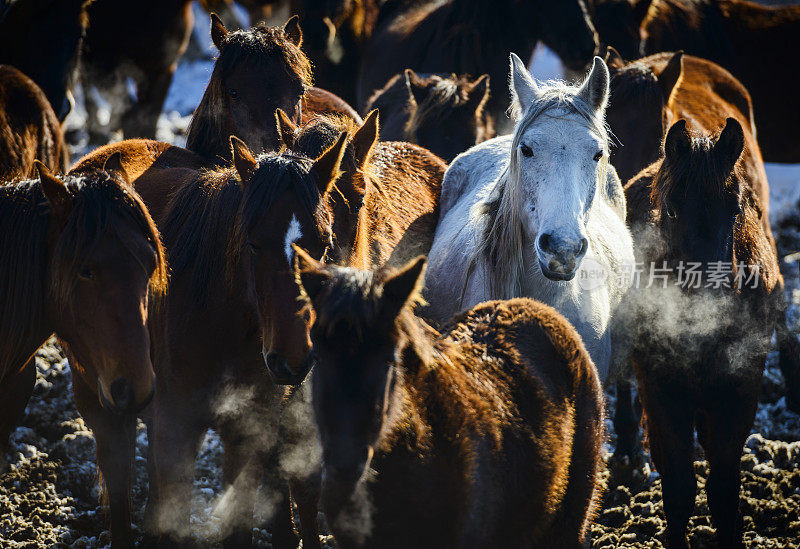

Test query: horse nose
[110,378,134,411]
[537,234,589,280]
[265,351,313,386]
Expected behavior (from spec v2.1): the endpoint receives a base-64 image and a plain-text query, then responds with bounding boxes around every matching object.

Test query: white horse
[424,53,634,382]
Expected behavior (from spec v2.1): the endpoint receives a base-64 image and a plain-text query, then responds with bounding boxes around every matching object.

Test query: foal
[295,252,604,548]
[625,118,781,548]
[365,70,492,162]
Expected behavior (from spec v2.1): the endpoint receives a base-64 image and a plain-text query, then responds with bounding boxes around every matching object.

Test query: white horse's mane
[464,79,610,300]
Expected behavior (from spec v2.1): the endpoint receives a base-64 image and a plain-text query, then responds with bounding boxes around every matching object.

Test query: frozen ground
[3,13,800,549]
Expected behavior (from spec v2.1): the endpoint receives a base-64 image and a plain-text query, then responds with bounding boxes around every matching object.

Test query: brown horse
[364,70,492,162]
[81,0,194,142]
[624,117,782,548]
[0,0,90,120]
[587,0,651,60]
[640,0,800,162]
[357,0,598,130]
[604,50,800,465]
[294,253,604,548]
[0,65,68,180]
[0,159,168,547]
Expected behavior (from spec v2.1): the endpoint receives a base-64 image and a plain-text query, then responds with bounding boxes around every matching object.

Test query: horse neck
[186,90,229,163]
[719,0,800,50]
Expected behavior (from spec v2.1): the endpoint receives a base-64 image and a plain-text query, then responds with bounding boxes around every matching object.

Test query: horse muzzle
[537,233,588,281]
[98,377,155,415]
[264,351,315,386]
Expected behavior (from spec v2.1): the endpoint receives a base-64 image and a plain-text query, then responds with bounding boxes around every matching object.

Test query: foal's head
[230,132,349,385]
[295,249,427,485]
[186,15,312,160]
[485,53,611,283]
[651,118,747,265]
[38,159,166,413]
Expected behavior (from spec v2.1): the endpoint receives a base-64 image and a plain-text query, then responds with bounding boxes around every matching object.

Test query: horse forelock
[405,75,476,135]
[469,83,609,299]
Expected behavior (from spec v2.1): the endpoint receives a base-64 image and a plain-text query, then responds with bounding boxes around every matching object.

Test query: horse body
[0,65,67,180]
[425,55,633,382]
[641,0,800,162]
[358,0,598,131]
[295,255,604,548]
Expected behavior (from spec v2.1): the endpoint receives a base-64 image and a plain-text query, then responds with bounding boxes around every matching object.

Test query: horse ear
[230,136,257,185]
[283,15,302,47]
[577,56,610,112]
[664,119,691,159]
[466,74,490,112]
[275,108,298,148]
[210,13,229,50]
[101,152,129,184]
[381,256,427,320]
[36,161,73,223]
[714,117,745,171]
[312,132,347,194]
[509,52,539,112]
[654,51,683,103]
[351,109,379,169]
[294,244,329,304]
[403,69,427,105]
[604,46,626,70]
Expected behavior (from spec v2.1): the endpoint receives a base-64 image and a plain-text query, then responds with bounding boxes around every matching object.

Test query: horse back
[302,86,363,126]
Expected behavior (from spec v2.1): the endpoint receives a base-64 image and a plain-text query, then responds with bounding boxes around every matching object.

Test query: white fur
[424,55,634,382]
[284,215,302,262]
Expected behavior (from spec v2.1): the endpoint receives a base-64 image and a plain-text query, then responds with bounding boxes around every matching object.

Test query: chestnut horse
[358,0,598,131]
[0,0,89,120]
[364,70,492,162]
[640,0,800,162]
[0,159,168,547]
[0,65,67,180]
[295,253,604,548]
[81,0,194,141]
[604,50,800,465]
[624,117,781,548]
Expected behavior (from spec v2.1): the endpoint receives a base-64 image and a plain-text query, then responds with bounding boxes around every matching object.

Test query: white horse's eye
[593,150,603,162]
[520,144,533,158]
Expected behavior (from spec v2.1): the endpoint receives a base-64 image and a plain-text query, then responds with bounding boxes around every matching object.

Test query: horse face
[51,215,157,414]
[536,0,598,71]
[224,58,305,153]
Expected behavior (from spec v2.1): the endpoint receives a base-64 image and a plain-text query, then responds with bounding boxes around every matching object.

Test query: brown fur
[295,255,604,548]
[640,0,800,162]
[364,70,493,162]
[587,0,652,60]
[0,65,67,180]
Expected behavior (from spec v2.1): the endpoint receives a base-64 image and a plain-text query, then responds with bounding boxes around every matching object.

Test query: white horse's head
[504,53,611,281]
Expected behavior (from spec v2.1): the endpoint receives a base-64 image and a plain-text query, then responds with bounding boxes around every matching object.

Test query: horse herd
[1,0,800,548]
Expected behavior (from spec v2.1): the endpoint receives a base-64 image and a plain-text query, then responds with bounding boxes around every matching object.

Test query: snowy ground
[2,9,800,549]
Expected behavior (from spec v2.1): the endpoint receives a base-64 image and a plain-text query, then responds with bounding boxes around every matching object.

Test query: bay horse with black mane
[0,65,67,180]
[364,70,492,162]
[294,252,604,548]
[640,0,800,162]
[0,158,168,548]
[623,117,781,548]
[603,49,800,466]
[358,0,599,131]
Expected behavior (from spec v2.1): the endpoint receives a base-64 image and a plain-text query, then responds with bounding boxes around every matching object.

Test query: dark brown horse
[604,51,800,466]
[640,0,800,162]
[0,0,89,120]
[81,0,194,142]
[0,159,168,547]
[587,0,652,60]
[357,0,598,130]
[364,70,492,162]
[294,253,605,548]
[0,65,67,180]
[624,117,782,548]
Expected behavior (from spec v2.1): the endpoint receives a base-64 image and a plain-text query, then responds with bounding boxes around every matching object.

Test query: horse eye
[78,267,95,281]
[520,144,534,158]
[229,88,240,100]
[593,150,603,162]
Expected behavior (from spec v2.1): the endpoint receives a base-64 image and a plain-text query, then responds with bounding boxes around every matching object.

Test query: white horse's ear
[508,52,539,113]
[577,56,610,112]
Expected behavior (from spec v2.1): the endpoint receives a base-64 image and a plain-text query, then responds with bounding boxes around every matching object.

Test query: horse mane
[185,22,313,162]
[0,171,167,368]
[609,59,663,119]
[162,151,326,302]
[466,80,610,299]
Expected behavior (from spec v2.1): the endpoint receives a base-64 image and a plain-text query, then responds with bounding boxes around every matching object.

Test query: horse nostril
[539,233,554,254]
[578,238,589,257]
[109,378,134,410]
